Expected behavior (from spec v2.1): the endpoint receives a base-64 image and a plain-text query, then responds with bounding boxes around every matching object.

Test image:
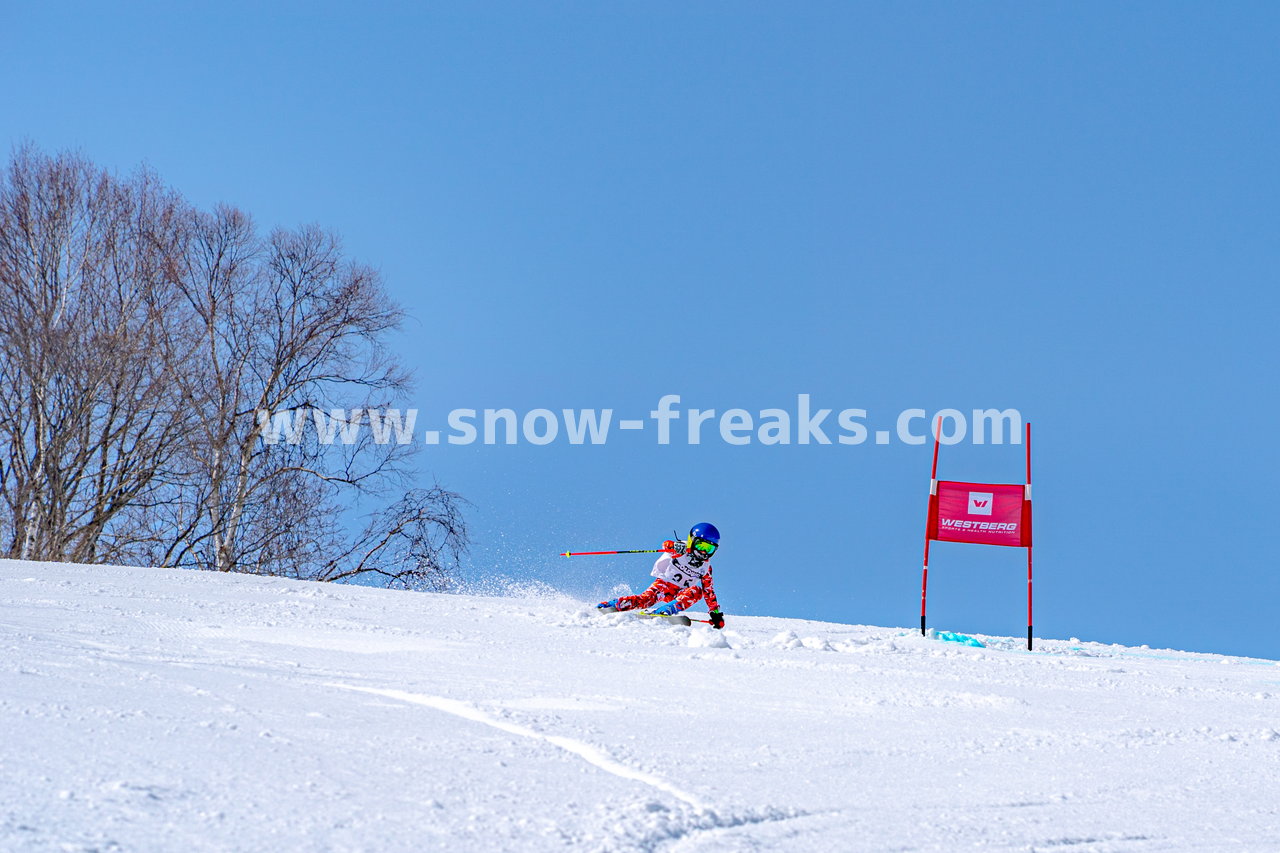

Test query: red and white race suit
[613,551,719,613]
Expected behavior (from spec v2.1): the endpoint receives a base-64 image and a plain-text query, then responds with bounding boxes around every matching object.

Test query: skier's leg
[615,580,678,612]
[674,585,704,611]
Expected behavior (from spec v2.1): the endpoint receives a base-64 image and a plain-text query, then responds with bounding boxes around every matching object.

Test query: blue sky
[5,2,1278,657]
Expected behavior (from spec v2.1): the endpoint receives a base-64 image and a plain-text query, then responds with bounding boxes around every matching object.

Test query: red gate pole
[921,417,942,636]
[921,545,931,636]
[1025,422,1033,651]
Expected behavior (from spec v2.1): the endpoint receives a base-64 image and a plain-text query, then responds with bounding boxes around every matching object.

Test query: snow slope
[2,559,1278,852]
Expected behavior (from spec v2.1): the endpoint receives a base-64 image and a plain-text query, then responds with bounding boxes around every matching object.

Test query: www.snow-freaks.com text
[255,396,1023,448]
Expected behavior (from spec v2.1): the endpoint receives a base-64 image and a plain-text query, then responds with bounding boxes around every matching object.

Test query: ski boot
[637,601,692,626]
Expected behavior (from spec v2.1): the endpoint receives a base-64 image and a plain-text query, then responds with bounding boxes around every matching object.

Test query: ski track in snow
[324,684,814,851]
[327,683,710,811]
[3,558,1280,851]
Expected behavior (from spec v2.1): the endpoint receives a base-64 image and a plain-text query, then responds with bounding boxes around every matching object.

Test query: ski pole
[561,548,671,558]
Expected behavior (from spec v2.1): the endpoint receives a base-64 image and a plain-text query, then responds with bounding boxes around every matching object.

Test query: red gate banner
[920,420,1034,649]
[928,481,1031,547]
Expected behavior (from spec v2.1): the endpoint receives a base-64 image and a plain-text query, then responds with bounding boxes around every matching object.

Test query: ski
[635,610,692,627]
[595,606,692,626]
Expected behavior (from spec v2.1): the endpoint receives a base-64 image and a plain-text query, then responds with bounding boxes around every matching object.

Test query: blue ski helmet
[689,522,720,544]
[687,522,720,559]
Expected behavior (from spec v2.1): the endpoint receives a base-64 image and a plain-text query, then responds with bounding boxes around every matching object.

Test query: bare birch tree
[0,146,192,564]
[0,146,467,587]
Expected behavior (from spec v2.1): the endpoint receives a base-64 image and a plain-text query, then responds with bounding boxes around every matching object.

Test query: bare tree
[153,212,463,582]
[318,486,468,590]
[0,145,467,586]
[0,146,192,564]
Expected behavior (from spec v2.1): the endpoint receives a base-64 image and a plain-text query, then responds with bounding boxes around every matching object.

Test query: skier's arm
[702,568,724,628]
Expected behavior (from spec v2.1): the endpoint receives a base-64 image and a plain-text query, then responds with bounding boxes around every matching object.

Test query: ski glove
[648,601,681,616]
[709,610,725,630]
[662,539,686,555]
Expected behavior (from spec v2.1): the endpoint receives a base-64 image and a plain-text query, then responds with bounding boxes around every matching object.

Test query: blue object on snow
[648,601,680,616]
[935,631,985,648]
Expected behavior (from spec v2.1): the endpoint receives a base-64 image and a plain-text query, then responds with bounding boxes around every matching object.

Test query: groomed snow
[2,558,1278,852]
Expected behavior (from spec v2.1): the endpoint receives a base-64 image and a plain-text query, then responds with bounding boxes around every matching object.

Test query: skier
[597,522,725,629]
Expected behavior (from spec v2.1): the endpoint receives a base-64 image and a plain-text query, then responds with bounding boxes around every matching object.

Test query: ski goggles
[689,537,718,557]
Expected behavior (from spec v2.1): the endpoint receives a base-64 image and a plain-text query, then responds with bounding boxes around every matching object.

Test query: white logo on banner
[968,492,994,515]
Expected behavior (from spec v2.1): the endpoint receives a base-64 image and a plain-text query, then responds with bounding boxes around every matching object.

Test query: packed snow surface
[2,559,1279,852]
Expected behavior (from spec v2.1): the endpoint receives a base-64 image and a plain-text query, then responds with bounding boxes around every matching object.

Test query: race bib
[651,555,706,590]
